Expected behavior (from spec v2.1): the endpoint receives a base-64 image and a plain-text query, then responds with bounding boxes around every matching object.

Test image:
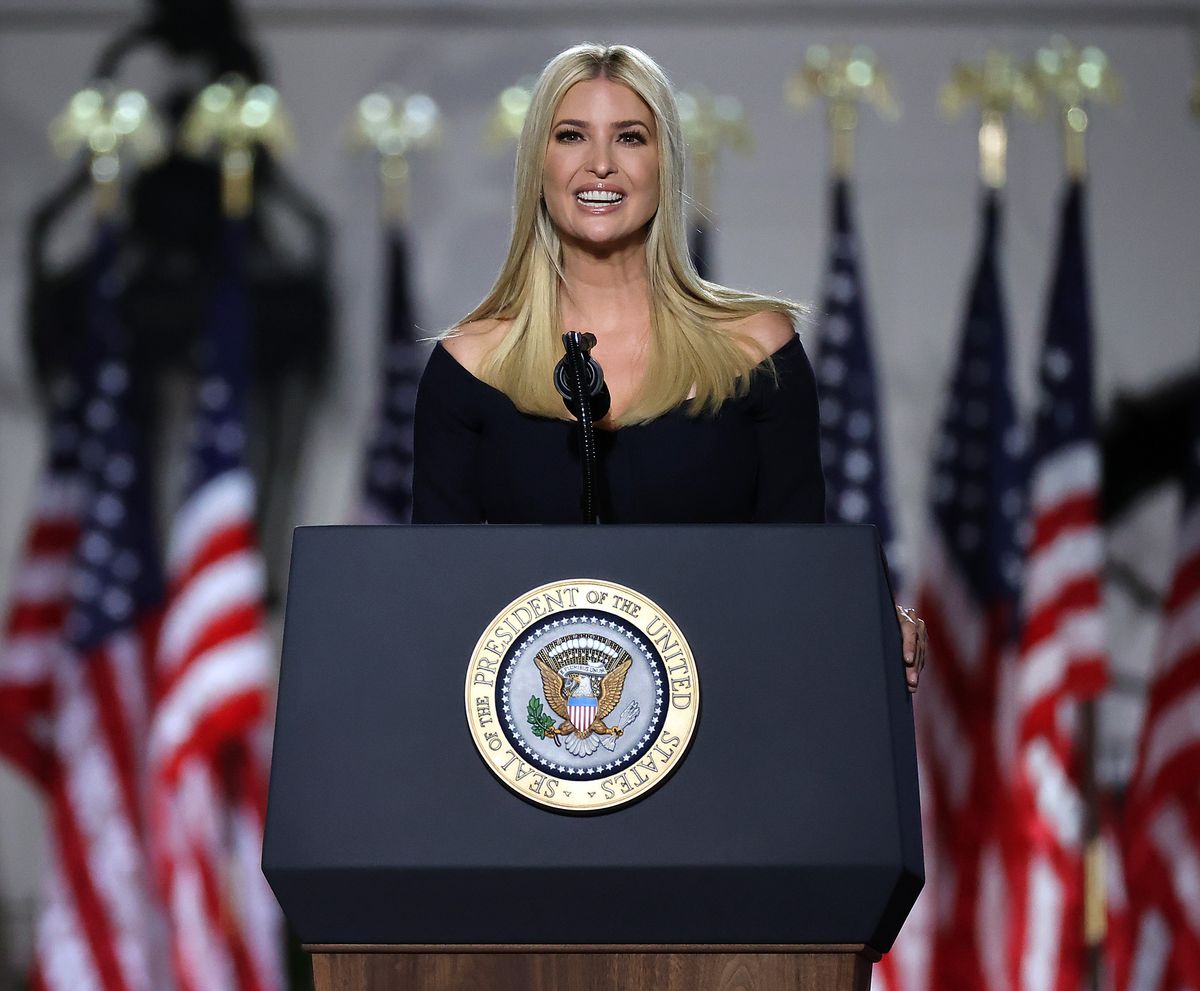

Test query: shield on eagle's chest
[568,697,597,734]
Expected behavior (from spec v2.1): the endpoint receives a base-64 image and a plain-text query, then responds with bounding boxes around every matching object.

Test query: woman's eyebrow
[552,118,652,130]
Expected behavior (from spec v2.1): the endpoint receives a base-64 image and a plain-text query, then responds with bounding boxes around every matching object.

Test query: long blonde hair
[457,42,799,425]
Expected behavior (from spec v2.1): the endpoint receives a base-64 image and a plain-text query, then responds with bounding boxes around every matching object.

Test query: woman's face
[541,77,660,251]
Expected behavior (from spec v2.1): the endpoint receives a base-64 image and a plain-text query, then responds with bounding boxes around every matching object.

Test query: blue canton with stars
[362,227,421,523]
[814,179,900,578]
[497,611,668,780]
[65,222,164,653]
[183,218,254,499]
[1030,181,1097,470]
[930,192,1027,621]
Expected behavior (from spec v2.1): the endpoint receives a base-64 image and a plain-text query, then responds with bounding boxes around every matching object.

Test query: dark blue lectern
[264,524,922,991]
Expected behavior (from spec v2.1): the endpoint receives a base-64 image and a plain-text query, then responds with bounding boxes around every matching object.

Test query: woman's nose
[587,147,616,177]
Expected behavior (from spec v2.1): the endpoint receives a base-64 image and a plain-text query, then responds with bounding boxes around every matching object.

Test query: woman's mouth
[576,190,625,212]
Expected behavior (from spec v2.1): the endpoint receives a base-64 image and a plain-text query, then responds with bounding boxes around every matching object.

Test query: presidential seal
[465,579,699,813]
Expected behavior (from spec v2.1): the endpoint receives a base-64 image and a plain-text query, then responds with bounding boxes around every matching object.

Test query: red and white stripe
[150,465,281,991]
[1119,491,1200,991]
[33,628,160,991]
[1018,441,1107,738]
[0,475,85,786]
[899,528,1020,991]
[1004,738,1087,989]
[155,751,281,991]
[153,472,268,774]
[1007,438,1107,991]
[3,472,165,991]
[568,700,597,735]
[1130,500,1200,815]
[1118,800,1200,991]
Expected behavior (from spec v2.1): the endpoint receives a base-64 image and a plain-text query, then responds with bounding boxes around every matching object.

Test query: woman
[412,42,926,688]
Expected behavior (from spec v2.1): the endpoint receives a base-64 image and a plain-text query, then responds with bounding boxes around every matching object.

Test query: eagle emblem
[533,634,641,758]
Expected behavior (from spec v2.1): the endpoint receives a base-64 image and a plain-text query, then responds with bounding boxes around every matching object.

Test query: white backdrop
[1,0,1199,977]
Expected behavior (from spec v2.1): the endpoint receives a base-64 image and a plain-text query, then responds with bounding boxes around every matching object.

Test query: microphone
[554,332,610,524]
[554,332,611,421]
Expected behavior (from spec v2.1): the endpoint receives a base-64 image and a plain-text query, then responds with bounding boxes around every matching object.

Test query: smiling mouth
[576,191,625,207]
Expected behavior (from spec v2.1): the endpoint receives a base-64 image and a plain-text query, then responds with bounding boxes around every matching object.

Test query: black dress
[411,334,826,524]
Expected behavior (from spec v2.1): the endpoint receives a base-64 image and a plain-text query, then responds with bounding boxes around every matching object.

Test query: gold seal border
[464,578,699,813]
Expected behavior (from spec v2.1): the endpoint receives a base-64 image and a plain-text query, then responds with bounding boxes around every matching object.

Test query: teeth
[577,190,623,203]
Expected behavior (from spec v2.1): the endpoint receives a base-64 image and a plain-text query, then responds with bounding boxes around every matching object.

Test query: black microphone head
[555,332,611,420]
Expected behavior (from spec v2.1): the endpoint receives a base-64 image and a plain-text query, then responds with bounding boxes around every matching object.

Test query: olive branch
[527,696,556,739]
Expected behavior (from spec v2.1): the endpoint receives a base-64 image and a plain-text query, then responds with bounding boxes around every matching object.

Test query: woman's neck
[558,238,651,344]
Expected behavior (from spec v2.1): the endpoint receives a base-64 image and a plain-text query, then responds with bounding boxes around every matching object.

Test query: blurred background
[1,0,1198,989]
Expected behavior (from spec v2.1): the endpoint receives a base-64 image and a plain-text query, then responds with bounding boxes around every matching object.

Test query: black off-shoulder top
[411,335,826,524]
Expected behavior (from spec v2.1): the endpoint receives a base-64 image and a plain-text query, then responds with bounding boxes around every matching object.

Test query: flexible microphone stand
[555,332,609,524]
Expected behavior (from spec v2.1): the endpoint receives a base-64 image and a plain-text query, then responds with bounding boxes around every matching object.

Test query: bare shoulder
[729,309,797,360]
[440,317,513,376]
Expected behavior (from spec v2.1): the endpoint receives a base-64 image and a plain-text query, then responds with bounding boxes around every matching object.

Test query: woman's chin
[560,224,651,257]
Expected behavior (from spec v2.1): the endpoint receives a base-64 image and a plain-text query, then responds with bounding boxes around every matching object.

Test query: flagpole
[920,54,1039,991]
[786,45,902,584]
[48,84,164,219]
[350,87,441,524]
[167,75,295,991]
[179,75,295,221]
[1033,39,1122,182]
[940,50,1041,192]
[787,44,899,182]
[676,86,753,278]
[1031,39,1120,991]
[6,84,166,991]
[350,87,442,229]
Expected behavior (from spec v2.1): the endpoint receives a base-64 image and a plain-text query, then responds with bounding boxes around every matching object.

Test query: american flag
[15,222,167,991]
[1112,358,1200,991]
[0,368,88,790]
[360,226,421,524]
[1010,180,1107,991]
[149,218,283,991]
[813,178,900,574]
[908,190,1029,991]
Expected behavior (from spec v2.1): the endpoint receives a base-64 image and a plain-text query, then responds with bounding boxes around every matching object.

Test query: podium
[264,524,923,990]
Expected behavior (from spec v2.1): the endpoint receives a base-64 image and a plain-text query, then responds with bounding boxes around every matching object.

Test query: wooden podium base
[307,944,878,991]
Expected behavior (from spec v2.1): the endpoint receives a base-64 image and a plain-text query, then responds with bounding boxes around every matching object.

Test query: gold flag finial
[940,51,1041,189]
[49,84,164,216]
[180,75,294,218]
[349,87,441,224]
[676,86,753,219]
[484,76,537,151]
[786,44,899,179]
[1031,38,1121,180]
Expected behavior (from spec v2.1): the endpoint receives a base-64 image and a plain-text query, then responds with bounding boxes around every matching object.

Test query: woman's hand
[895,604,928,694]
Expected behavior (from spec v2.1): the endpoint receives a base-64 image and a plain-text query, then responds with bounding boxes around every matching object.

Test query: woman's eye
[618,131,647,144]
[555,129,583,142]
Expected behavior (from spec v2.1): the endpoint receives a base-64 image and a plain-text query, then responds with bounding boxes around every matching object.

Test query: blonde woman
[412,43,926,685]
[414,43,817,517]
